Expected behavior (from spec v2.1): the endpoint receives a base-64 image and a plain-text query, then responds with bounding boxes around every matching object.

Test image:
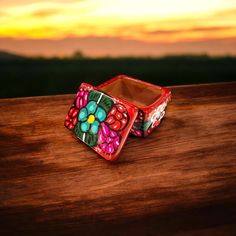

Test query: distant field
[0,56,236,98]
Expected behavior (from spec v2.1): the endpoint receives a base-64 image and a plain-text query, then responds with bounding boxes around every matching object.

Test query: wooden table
[0,82,236,235]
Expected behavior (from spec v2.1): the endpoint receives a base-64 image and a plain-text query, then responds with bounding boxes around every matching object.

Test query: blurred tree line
[0,51,235,98]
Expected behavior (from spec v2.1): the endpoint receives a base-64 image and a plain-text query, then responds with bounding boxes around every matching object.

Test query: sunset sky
[0,0,236,57]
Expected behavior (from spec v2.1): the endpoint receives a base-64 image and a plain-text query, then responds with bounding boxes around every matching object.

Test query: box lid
[65,83,138,161]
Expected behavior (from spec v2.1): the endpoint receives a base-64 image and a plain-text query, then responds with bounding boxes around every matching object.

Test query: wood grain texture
[0,82,236,236]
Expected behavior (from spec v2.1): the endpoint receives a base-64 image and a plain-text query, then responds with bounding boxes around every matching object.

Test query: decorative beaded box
[65,75,171,160]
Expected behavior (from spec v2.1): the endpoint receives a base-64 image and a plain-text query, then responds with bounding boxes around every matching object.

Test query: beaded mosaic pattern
[130,98,170,137]
[65,85,132,160]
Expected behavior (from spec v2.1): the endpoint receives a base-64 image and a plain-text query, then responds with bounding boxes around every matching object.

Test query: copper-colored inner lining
[99,78,163,107]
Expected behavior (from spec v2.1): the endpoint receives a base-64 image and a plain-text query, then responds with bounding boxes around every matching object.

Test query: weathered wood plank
[0,82,236,235]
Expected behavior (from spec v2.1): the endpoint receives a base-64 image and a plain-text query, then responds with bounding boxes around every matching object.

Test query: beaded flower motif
[65,87,129,156]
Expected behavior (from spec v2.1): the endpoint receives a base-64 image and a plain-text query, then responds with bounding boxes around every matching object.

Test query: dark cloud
[0,36,236,57]
[30,8,62,18]
[147,26,235,35]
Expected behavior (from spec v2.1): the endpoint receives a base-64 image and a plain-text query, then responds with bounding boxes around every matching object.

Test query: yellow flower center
[87,114,95,124]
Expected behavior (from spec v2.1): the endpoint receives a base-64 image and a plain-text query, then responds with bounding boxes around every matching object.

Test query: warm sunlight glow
[0,0,236,56]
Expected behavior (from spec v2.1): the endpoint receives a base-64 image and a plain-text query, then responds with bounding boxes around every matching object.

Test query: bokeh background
[0,0,236,98]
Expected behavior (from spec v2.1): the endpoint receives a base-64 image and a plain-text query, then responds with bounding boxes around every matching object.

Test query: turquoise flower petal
[78,107,88,122]
[95,107,106,122]
[81,121,90,132]
[86,101,97,114]
[90,120,100,134]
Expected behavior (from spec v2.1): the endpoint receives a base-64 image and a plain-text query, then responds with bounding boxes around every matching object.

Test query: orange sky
[0,0,236,57]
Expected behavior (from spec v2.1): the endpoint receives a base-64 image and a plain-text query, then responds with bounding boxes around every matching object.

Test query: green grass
[1,56,236,98]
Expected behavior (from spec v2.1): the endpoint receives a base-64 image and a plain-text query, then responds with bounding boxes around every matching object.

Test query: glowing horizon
[0,0,236,56]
